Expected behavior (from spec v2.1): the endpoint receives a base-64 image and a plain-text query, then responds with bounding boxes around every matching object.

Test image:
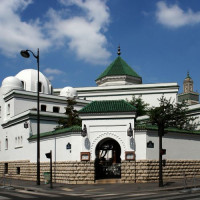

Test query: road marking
[93,193,122,197]
[122,192,181,200]
[120,192,200,200]
[94,192,156,200]
[86,188,105,192]
[154,193,200,200]
[61,187,73,191]
[0,196,10,200]
[16,189,60,197]
[6,193,36,199]
[61,192,89,196]
[0,190,36,199]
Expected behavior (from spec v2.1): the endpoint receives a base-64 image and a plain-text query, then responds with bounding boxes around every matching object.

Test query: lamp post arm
[26,49,39,59]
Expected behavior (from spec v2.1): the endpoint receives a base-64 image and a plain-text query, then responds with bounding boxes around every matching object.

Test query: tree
[128,96,149,117]
[148,96,197,187]
[55,99,81,130]
[149,96,196,131]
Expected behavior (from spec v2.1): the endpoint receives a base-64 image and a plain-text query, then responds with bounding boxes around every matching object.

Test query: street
[0,187,200,200]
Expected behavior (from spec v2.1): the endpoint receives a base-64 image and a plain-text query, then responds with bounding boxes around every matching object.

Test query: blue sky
[1,0,200,93]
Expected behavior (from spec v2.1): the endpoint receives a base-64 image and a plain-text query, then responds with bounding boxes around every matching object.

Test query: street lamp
[20,48,40,185]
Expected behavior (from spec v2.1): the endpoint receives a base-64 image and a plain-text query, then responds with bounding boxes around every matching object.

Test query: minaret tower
[178,72,199,105]
[183,72,193,93]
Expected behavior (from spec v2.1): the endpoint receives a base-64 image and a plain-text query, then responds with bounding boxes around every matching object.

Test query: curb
[1,183,200,195]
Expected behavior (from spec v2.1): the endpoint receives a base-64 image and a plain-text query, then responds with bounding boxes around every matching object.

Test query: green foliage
[148,96,197,134]
[128,96,149,117]
[55,99,81,130]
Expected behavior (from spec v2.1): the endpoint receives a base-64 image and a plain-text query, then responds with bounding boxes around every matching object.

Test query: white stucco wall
[135,131,147,160]
[29,134,82,162]
[188,104,200,130]
[146,131,200,160]
[72,82,179,107]
[81,117,135,161]
[0,122,30,162]
[0,118,82,163]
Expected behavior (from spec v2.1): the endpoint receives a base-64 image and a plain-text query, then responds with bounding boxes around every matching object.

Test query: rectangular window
[41,105,46,112]
[16,167,20,175]
[15,136,23,148]
[53,106,59,113]
[7,104,10,115]
[4,163,8,174]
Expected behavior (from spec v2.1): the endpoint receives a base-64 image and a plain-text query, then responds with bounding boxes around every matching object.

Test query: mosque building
[0,48,200,184]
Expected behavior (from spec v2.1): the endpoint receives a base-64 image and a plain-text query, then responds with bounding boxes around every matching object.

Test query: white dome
[1,76,24,95]
[15,69,52,94]
[60,87,77,99]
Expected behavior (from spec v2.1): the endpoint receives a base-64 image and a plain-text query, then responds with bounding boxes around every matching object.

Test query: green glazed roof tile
[29,125,81,140]
[96,56,141,81]
[135,124,200,135]
[79,100,136,113]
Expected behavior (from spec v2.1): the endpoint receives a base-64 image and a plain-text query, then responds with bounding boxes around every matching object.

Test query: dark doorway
[95,138,121,179]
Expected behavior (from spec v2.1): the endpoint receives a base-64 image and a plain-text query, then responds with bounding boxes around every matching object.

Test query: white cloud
[47,76,54,81]
[0,0,50,56]
[0,0,111,65]
[45,0,111,64]
[43,68,64,81]
[142,11,150,17]
[43,68,63,75]
[156,1,200,28]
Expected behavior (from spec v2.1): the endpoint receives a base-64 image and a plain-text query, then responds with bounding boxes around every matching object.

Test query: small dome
[1,76,24,95]
[60,87,77,99]
[15,69,52,94]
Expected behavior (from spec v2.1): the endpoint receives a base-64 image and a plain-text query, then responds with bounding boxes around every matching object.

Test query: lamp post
[20,48,40,185]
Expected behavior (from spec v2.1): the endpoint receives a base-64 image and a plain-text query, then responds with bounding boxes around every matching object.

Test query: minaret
[183,72,193,93]
[178,72,199,105]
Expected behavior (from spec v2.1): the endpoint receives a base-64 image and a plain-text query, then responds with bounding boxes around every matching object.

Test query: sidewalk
[0,177,200,194]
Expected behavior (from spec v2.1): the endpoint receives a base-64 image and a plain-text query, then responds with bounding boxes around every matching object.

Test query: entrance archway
[95,138,121,179]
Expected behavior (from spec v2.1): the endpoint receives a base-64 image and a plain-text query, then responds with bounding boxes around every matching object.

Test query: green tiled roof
[79,100,136,114]
[135,124,200,135]
[29,125,81,140]
[96,56,141,81]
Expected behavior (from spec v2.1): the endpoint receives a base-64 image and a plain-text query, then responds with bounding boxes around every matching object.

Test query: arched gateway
[95,138,121,179]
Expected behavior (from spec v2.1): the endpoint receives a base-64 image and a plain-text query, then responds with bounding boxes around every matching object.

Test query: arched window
[21,81,25,89]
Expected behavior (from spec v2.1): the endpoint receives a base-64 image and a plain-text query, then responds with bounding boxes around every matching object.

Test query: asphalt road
[0,187,200,200]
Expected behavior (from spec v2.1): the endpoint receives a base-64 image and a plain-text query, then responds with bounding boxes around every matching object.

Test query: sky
[1,0,200,93]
